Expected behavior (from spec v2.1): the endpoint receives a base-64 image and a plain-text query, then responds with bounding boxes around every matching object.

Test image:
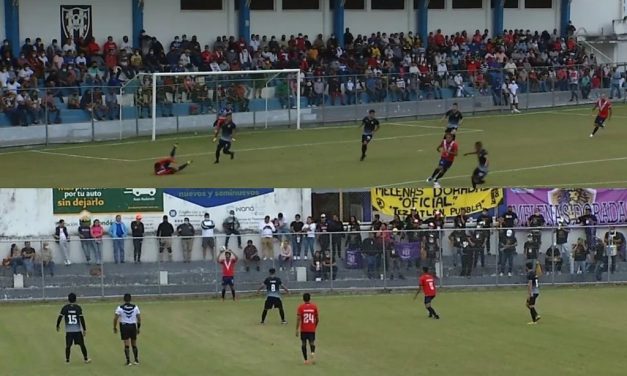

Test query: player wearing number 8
[414,267,440,319]
[56,293,91,364]
[296,293,319,365]
[257,268,289,324]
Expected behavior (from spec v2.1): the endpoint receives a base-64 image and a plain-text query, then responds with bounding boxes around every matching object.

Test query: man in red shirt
[414,267,440,319]
[153,144,192,175]
[295,293,319,365]
[590,94,612,138]
[218,248,238,301]
[426,132,458,188]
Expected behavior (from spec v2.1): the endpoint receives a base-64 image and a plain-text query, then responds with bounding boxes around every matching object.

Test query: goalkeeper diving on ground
[153,144,192,175]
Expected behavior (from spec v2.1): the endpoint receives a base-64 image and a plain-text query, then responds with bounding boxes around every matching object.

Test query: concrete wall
[570,0,623,37]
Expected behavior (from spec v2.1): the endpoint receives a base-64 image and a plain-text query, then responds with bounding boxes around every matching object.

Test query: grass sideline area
[1,286,626,376]
[0,105,626,187]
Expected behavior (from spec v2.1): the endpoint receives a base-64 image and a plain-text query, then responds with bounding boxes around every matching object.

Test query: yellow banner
[371,188,504,218]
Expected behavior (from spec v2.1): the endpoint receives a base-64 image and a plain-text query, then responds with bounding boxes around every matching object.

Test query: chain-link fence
[1,63,626,147]
[1,224,625,300]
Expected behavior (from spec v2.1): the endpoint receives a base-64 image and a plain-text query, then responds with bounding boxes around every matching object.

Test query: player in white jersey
[508,79,521,113]
[113,293,141,366]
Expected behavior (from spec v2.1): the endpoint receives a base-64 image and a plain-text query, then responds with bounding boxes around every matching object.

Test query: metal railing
[1,62,626,148]
[1,224,626,300]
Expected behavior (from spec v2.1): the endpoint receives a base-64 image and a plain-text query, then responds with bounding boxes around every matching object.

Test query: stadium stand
[0,24,622,127]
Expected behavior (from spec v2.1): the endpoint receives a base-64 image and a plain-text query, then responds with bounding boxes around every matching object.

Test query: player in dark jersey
[257,268,290,324]
[56,293,91,364]
[153,144,192,175]
[359,109,380,161]
[442,102,463,138]
[526,262,541,325]
[213,111,236,164]
[464,141,489,188]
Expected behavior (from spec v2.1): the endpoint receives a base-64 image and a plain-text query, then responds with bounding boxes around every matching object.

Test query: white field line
[131,131,478,162]
[380,156,627,187]
[29,149,132,162]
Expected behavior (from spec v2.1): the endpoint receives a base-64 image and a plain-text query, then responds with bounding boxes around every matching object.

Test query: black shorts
[527,293,539,306]
[424,295,435,305]
[264,297,283,310]
[222,276,234,286]
[362,134,373,144]
[594,116,606,127]
[218,139,232,151]
[120,323,138,341]
[472,167,488,179]
[66,332,84,347]
[300,332,316,342]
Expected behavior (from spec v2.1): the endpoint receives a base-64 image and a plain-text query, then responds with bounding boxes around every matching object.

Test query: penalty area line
[29,150,133,162]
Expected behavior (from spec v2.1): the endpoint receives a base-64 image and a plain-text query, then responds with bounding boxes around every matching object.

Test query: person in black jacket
[156,216,175,262]
[130,215,145,263]
[327,214,344,260]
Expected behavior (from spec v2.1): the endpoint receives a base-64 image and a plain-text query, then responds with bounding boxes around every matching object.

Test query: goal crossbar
[149,69,301,140]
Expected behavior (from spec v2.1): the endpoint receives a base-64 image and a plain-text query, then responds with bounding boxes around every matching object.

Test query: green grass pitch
[0,105,626,187]
[2,287,627,376]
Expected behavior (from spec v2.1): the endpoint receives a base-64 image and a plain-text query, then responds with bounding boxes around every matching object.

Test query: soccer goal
[141,69,301,141]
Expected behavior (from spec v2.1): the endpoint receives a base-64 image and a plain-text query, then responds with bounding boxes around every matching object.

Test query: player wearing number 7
[414,267,440,319]
[296,293,319,365]
[56,292,91,364]
[426,132,458,188]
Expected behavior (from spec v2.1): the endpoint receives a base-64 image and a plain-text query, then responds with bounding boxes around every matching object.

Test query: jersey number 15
[68,314,78,325]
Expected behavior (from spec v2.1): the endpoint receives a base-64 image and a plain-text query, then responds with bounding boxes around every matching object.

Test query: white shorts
[510,95,519,105]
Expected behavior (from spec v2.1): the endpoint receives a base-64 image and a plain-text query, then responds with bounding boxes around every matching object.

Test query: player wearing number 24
[296,293,319,365]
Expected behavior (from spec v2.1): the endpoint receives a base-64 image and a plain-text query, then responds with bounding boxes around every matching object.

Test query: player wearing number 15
[426,132,458,188]
[296,293,319,365]
[56,293,91,364]
[414,267,440,319]
[257,268,290,324]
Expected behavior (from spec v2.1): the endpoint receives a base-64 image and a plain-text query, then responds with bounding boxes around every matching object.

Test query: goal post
[149,69,301,141]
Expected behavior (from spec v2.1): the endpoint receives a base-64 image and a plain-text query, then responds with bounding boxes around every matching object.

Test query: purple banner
[394,242,421,261]
[506,189,627,225]
[345,248,364,269]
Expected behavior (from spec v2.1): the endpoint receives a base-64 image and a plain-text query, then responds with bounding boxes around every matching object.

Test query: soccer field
[1,105,626,187]
[2,287,627,376]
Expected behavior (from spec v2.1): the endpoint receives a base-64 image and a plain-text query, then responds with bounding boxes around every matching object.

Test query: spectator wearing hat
[177,217,195,263]
[499,229,517,277]
[222,210,242,249]
[317,214,330,252]
[130,214,145,263]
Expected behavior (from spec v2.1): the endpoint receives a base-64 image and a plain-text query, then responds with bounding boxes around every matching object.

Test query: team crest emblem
[60,5,93,43]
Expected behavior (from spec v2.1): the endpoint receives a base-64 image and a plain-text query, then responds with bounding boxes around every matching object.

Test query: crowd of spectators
[1,22,625,126]
[3,206,625,283]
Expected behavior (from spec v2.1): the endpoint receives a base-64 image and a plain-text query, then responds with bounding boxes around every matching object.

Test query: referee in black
[113,293,142,366]
[56,293,91,364]
[359,109,380,161]
[442,102,463,139]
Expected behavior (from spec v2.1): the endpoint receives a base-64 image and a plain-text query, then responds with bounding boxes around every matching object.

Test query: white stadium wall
[0,2,5,41]
[251,4,332,39]
[570,0,623,36]
[504,8,557,33]
[143,0,234,48]
[19,0,132,44]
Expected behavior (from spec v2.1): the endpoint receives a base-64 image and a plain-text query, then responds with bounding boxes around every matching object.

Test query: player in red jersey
[295,293,319,365]
[426,132,458,188]
[153,144,192,175]
[414,267,440,319]
[212,109,230,132]
[590,94,612,138]
[218,248,238,301]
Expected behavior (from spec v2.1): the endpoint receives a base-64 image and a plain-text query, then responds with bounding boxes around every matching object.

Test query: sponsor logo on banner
[163,188,274,229]
[60,5,93,45]
[371,188,503,218]
[506,188,627,225]
[52,188,164,232]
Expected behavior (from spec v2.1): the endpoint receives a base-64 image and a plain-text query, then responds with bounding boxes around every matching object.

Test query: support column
[416,0,428,47]
[333,0,345,47]
[132,0,144,49]
[4,0,19,57]
[560,0,572,38]
[493,0,504,37]
[238,0,251,43]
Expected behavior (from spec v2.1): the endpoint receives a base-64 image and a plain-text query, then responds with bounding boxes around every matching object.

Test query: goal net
[126,69,301,140]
